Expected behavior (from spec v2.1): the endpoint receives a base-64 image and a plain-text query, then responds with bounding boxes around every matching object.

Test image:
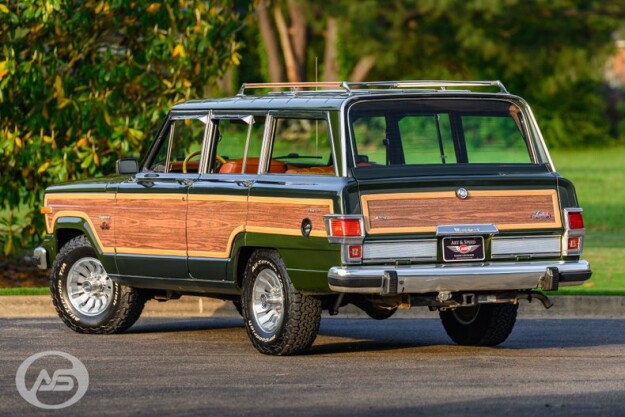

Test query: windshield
[349,98,536,167]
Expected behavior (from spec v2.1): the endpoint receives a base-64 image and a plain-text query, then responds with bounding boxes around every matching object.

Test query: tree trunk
[274,5,299,82]
[256,0,284,84]
[287,0,308,82]
[323,17,338,81]
[349,55,376,82]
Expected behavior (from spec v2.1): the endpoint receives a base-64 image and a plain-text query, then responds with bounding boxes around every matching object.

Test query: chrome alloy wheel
[66,257,113,316]
[251,268,285,334]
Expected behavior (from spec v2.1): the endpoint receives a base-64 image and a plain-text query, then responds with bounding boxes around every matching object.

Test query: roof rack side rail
[236,80,509,96]
[237,82,349,96]
[384,80,509,94]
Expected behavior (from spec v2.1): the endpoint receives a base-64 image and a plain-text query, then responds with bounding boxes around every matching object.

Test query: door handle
[178,179,194,187]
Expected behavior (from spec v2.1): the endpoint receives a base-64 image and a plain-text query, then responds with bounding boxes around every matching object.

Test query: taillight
[330,218,362,237]
[563,208,584,256]
[568,211,584,230]
[325,215,365,263]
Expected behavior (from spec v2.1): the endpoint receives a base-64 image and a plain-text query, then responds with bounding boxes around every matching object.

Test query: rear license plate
[442,236,485,262]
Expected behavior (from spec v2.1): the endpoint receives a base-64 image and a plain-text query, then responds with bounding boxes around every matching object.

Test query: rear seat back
[219,157,287,174]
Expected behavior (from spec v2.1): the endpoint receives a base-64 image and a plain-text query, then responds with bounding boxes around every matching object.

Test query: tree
[336,0,625,147]
[0,1,244,255]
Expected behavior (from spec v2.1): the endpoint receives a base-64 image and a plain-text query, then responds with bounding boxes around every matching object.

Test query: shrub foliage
[0,1,242,255]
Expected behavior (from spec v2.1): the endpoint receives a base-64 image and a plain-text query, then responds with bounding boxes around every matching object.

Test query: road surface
[1,316,624,416]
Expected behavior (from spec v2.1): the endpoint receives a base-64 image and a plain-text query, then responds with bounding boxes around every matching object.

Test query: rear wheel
[51,235,146,334]
[241,249,321,355]
[439,303,518,346]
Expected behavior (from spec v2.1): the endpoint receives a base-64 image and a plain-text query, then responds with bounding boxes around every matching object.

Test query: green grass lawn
[1,146,623,296]
[550,146,625,295]
[0,287,50,296]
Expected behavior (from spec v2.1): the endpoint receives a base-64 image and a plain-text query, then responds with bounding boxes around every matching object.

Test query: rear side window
[266,116,335,175]
[349,99,533,167]
[211,116,265,174]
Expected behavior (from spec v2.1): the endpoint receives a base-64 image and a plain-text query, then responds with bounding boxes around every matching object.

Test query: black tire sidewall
[440,303,517,346]
[52,243,122,328]
[242,252,290,347]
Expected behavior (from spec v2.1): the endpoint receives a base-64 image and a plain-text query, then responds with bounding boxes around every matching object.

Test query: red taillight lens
[330,218,362,237]
[568,212,584,229]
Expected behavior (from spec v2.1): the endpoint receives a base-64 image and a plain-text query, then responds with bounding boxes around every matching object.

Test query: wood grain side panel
[115,199,187,252]
[364,190,561,234]
[45,193,335,258]
[247,200,333,237]
[187,199,248,256]
[45,195,117,250]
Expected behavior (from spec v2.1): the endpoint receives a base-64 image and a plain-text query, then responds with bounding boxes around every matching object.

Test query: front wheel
[439,303,518,347]
[51,235,146,334]
[241,249,321,355]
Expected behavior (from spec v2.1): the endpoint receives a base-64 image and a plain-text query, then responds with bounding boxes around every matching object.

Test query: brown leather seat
[219,157,287,174]
[285,165,335,175]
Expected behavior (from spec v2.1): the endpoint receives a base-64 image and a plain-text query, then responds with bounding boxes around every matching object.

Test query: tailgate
[355,175,564,263]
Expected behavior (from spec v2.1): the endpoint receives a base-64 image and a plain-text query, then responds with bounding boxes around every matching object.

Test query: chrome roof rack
[237,82,347,96]
[237,80,509,96]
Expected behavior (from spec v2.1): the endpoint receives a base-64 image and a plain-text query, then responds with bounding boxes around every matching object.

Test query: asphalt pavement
[1,316,625,417]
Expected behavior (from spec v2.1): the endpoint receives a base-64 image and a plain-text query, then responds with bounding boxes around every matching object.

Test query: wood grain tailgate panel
[363,190,561,234]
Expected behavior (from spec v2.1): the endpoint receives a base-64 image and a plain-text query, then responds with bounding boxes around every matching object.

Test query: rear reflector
[330,218,362,237]
[348,245,362,260]
[568,237,581,251]
[568,211,584,230]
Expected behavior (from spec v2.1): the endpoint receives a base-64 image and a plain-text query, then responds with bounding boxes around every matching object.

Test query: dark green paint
[43,90,583,299]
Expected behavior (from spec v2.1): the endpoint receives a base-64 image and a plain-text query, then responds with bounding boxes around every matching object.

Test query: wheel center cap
[260,293,268,309]
[83,277,105,294]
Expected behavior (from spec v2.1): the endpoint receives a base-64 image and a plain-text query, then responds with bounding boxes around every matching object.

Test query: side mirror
[116,158,138,175]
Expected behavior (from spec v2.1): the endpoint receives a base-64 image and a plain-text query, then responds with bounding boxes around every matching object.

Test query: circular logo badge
[456,188,469,200]
[15,351,89,410]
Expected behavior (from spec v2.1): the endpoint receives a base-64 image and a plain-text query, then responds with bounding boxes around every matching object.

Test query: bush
[0,1,243,255]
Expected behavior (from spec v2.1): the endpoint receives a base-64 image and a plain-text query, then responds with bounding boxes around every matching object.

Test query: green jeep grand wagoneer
[33,81,591,355]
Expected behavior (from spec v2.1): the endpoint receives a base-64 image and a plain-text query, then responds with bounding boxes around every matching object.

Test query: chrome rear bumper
[328,260,591,295]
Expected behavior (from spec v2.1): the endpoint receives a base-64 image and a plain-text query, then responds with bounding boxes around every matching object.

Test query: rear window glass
[349,99,533,166]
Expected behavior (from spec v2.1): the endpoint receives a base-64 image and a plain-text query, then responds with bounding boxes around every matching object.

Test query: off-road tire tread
[242,249,321,356]
[440,303,518,347]
[50,235,146,334]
